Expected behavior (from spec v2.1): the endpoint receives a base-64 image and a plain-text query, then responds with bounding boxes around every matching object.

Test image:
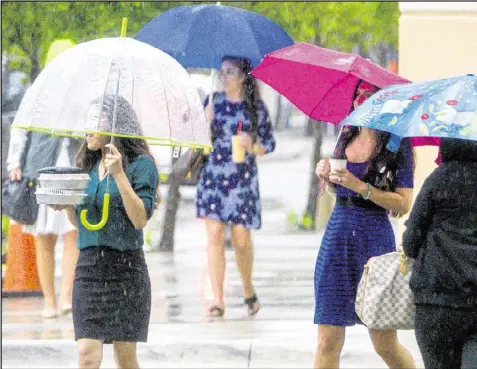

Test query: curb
[2,339,317,368]
[2,330,424,368]
[2,340,252,368]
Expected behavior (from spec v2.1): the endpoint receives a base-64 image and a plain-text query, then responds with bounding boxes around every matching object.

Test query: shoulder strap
[19,130,32,169]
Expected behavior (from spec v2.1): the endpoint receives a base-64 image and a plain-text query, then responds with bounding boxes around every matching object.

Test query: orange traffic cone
[2,222,42,297]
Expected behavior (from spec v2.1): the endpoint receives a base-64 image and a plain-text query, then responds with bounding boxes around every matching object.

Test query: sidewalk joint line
[247,342,252,368]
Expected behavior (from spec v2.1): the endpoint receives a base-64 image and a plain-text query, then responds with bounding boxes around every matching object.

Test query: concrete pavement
[2,128,423,368]
[2,232,424,368]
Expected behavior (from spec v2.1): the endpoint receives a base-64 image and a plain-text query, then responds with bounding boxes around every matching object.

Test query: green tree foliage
[233,2,399,50]
[1,2,195,81]
[2,2,399,82]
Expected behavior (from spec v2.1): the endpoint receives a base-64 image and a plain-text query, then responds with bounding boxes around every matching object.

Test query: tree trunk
[154,172,182,252]
[302,119,323,230]
[30,10,41,83]
[30,52,41,83]
[274,93,283,131]
[305,118,314,137]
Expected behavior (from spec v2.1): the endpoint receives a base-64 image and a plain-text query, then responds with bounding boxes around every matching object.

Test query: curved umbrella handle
[80,194,110,231]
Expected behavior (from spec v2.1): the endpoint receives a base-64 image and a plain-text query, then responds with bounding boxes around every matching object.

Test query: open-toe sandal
[244,294,260,316]
[207,305,225,317]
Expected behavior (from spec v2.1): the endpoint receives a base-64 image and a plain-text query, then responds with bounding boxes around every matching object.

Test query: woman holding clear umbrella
[196,56,276,317]
[50,95,159,369]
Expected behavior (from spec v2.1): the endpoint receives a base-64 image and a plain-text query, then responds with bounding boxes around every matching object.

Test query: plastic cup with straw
[232,119,246,163]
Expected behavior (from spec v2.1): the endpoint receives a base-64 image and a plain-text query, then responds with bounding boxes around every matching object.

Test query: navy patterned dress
[196,92,276,229]
[314,147,414,326]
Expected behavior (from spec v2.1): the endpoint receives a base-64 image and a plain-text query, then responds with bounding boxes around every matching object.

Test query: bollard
[2,221,42,297]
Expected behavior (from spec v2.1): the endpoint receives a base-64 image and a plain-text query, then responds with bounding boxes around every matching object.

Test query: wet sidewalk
[2,129,423,367]
[1,229,423,368]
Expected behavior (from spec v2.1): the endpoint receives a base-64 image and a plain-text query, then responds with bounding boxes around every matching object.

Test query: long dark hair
[335,84,415,216]
[222,56,260,142]
[335,126,413,189]
[76,95,160,206]
[76,95,156,172]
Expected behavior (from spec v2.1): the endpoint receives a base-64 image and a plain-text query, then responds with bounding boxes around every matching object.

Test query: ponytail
[222,56,260,142]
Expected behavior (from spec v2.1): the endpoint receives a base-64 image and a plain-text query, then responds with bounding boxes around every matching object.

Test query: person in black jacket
[403,137,477,369]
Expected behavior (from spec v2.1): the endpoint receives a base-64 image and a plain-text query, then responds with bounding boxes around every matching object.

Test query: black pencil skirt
[72,246,151,344]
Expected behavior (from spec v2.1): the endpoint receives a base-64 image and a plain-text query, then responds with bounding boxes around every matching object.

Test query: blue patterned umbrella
[341,74,477,145]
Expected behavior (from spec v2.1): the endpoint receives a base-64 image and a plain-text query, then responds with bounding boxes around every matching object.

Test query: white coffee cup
[329,158,347,181]
[329,158,347,172]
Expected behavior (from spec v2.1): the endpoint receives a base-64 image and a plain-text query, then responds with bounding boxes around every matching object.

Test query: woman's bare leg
[314,324,346,369]
[205,219,226,314]
[35,233,58,317]
[113,341,139,369]
[369,329,416,368]
[59,229,78,313]
[231,225,258,313]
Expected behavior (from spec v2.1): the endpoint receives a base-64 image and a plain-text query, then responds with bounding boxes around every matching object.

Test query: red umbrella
[251,42,410,124]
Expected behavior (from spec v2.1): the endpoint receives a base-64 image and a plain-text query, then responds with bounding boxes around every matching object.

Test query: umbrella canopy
[251,42,410,124]
[134,3,294,69]
[12,37,211,149]
[340,74,477,141]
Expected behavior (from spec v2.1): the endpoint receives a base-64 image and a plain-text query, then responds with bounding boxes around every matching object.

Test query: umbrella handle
[80,194,110,231]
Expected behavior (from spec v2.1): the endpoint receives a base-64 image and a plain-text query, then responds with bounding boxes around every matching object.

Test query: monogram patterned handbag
[355,246,415,330]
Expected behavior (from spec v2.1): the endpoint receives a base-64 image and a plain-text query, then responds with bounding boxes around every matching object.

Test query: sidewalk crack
[247,342,252,368]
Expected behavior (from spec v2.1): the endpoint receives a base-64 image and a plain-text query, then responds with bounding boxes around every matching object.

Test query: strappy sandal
[244,294,260,316]
[207,305,225,317]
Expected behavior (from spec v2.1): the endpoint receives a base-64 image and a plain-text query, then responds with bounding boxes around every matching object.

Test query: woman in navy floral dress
[196,56,276,317]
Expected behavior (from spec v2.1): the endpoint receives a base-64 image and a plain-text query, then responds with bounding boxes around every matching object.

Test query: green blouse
[76,155,158,251]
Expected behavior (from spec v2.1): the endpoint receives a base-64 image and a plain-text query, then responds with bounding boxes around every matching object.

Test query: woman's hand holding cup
[328,158,348,182]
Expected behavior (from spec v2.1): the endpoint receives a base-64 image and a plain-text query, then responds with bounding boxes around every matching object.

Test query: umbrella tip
[121,17,128,37]
[216,1,221,5]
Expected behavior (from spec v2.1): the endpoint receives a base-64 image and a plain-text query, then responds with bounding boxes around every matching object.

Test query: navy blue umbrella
[134,4,294,69]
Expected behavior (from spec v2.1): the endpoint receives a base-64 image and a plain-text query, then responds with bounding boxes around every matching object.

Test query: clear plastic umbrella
[12,36,211,149]
[12,28,211,231]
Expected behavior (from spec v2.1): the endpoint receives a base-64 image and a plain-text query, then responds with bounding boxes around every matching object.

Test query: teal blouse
[76,155,158,252]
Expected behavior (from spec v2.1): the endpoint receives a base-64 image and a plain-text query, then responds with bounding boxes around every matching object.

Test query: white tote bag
[355,247,415,330]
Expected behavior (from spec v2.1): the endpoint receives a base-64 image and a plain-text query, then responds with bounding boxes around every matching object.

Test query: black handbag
[171,93,216,183]
[1,177,39,225]
[171,148,208,184]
